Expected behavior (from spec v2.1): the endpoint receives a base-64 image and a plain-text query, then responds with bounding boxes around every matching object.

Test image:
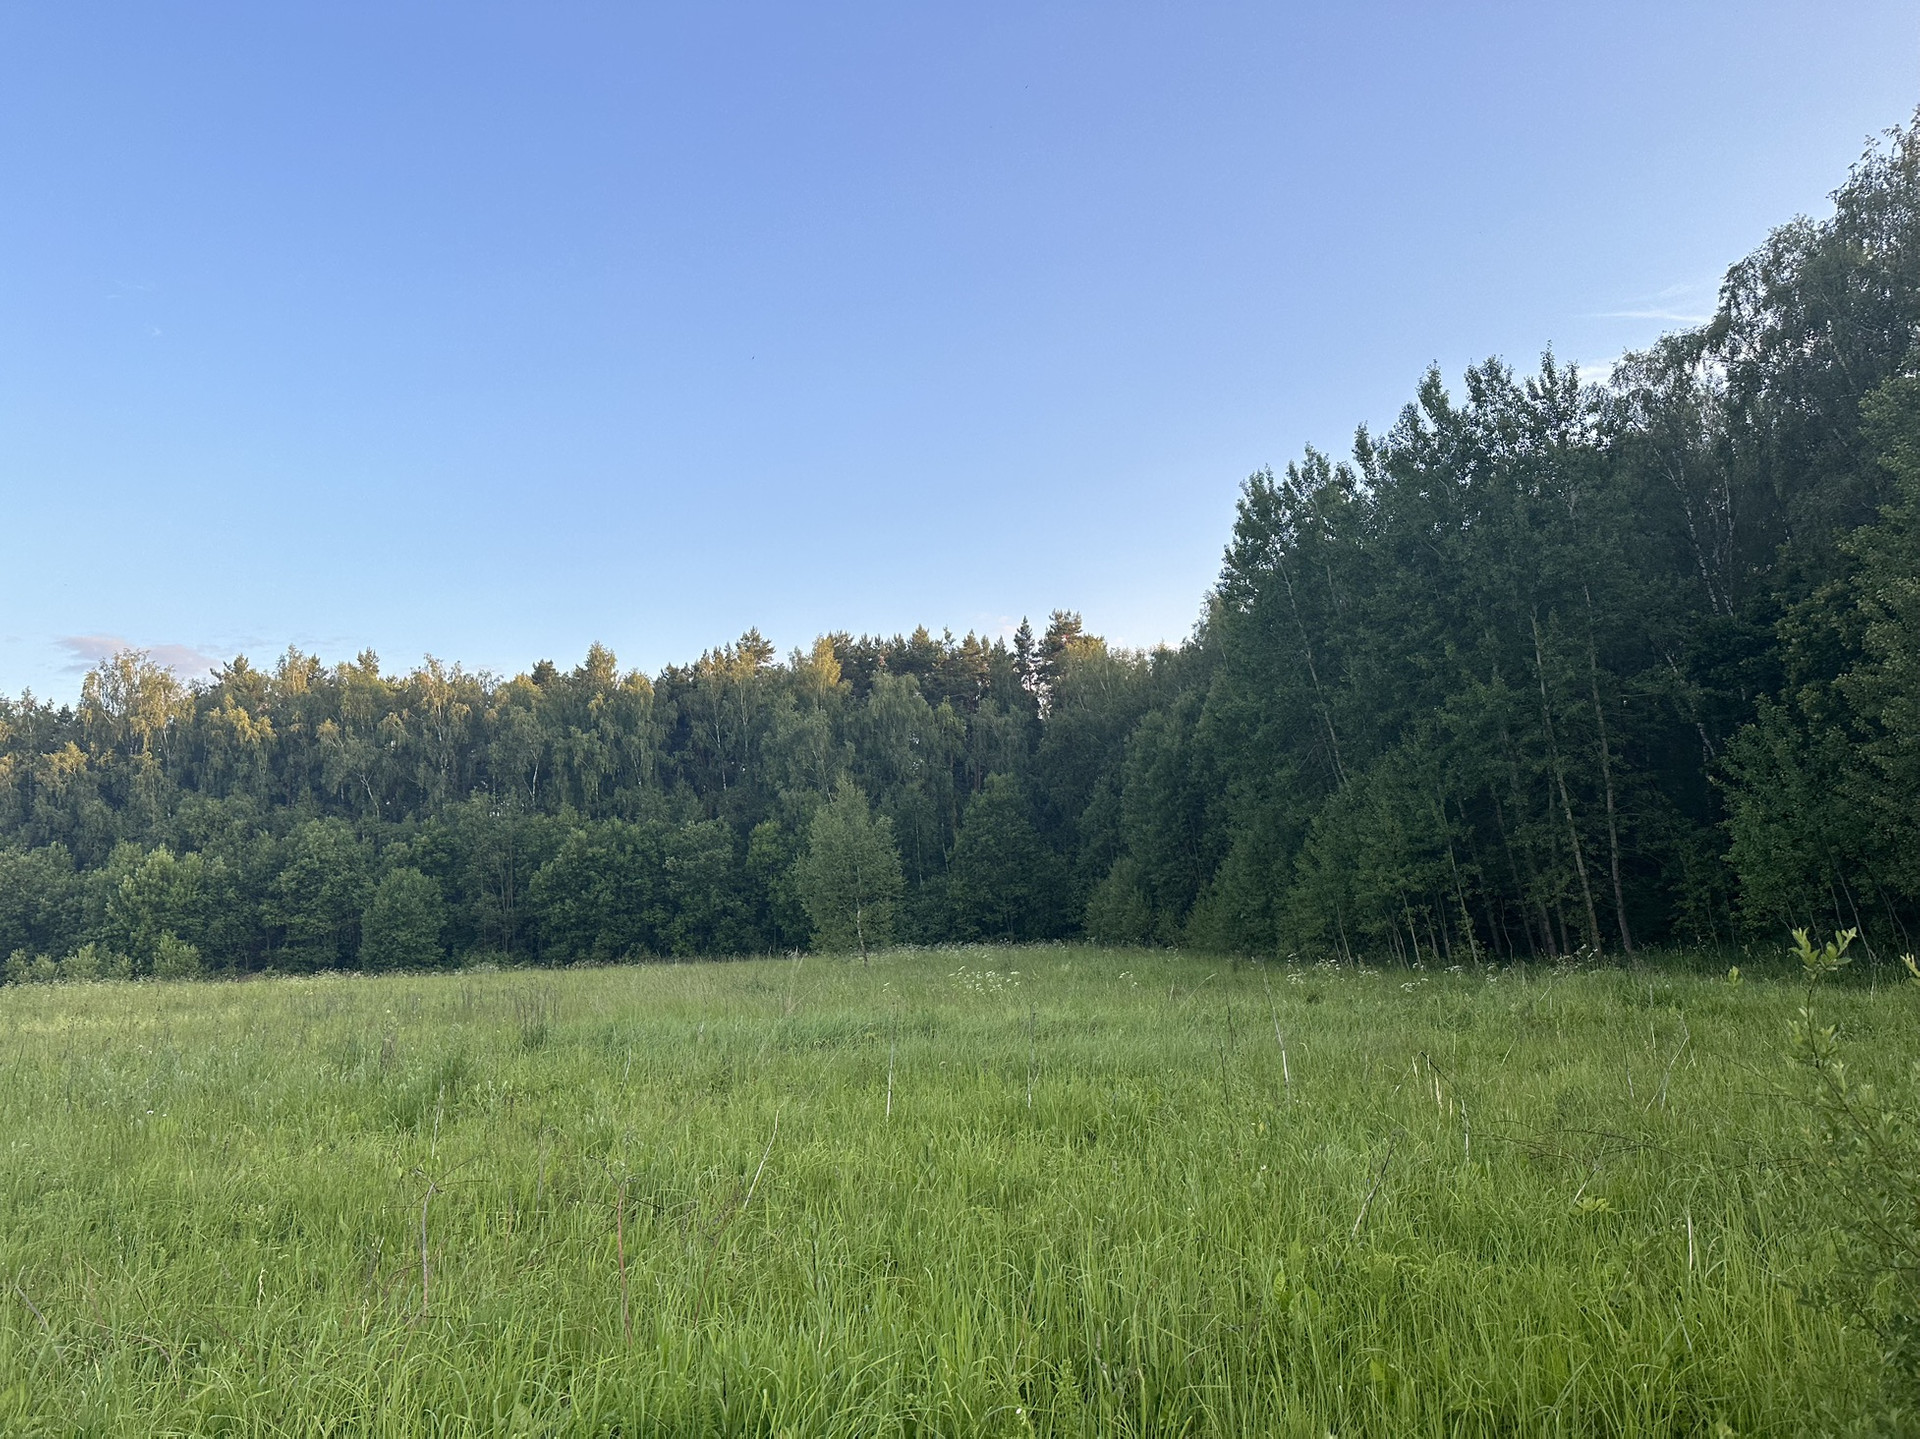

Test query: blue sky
[3,2,1916,698]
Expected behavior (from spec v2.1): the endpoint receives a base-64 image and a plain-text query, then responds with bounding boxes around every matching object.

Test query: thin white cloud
[1570,355,1626,385]
[1589,307,1711,324]
[55,635,131,671]
[1584,279,1716,327]
[56,634,222,681]
[147,643,221,679]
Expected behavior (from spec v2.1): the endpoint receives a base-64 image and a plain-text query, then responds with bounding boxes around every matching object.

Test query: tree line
[5,115,1920,976]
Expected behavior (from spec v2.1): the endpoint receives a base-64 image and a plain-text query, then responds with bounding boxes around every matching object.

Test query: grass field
[0,944,1909,1435]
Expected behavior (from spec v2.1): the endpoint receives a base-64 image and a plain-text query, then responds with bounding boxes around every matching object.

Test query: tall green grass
[0,947,1905,1435]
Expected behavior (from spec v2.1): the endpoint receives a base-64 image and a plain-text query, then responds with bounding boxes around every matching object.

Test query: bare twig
[1262,973,1291,1098]
[691,1112,782,1331]
[1350,1137,1399,1240]
[1419,1051,1472,1162]
[408,1166,473,1318]
[1026,1006,1037,1111]
[616,1176,631,1347]
[11,1276,62,1361]
[742,1112,779,1212]
[1652,1020,1691,1111]
[1570,1161,1601,1206]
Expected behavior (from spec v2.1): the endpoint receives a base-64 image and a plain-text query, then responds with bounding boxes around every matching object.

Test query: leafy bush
[58,943,103,981]
[1788,928,1920,1418]
[154,933,204,980]
[4,949,54,984]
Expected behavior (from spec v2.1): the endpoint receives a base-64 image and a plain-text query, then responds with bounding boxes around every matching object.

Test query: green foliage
[57,940,132,982]
[0,115,1918,964]
[745,817,812,950]
[360,867,449,971]
[1786,929,1920,1419]
[153,932,203,980]
[847,672,962,896]
[264,819,371,971]
[0,844,82,960]
[1082,855,1152,944]
[793,783,903,958]
[56,941,104,981]
[101,844,218,968]
[529,818,754,961]
[1791,925,1856,982]
[945,774,1071,941]
[4,949,55,984]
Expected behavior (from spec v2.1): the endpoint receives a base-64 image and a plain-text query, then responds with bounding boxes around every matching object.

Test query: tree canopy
[7,114,1920,972]
[794,783,904,960]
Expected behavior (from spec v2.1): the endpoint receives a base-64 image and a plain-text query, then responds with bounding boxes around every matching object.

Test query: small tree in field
[361,868,449,971]
[796,783,903,962]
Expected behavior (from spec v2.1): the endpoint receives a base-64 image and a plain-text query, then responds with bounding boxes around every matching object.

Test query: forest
[4,118,1919,978]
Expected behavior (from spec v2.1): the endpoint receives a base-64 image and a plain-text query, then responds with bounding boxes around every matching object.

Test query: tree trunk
[1532,612,1603,954]
[1489,789,1541,959]
[1584,588,1634,954]
[1277,554,1347,788]
[1432,793,1482,963]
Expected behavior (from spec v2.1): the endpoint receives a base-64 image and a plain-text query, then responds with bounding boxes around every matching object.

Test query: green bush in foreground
[1787,929,1920,1423]
[0,945,1910,1434]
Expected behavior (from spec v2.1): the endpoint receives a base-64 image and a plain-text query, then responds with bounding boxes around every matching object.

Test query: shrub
[59,944,102,981]
[4,948,50,984]
[154,933,204,980]
[1788,928,1920,1418]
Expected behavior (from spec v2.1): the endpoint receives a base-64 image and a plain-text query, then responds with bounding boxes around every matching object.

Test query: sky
[2,2,1916,700]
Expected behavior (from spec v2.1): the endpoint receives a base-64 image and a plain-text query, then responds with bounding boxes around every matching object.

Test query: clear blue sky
[3,2,1916,698]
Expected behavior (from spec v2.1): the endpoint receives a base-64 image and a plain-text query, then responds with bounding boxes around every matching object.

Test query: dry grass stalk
[1351,1137,1398,1239]
[1027,1006,1036,1111]
[1263,973,1291,1098]
[616,1176,631,1347]
[415,1171,440,1318]
[11,1277,62,1362]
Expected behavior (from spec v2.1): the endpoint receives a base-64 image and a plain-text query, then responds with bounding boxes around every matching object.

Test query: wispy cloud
[1588,307,1712,324]
[1569,354,1626,384]
[56,634,222,680]
[1583,280,1715,327]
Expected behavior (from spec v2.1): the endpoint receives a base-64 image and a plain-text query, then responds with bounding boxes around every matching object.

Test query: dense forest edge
[6,116,1920,980]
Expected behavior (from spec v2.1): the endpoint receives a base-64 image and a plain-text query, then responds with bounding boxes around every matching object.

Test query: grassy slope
[0,946,1904,1436]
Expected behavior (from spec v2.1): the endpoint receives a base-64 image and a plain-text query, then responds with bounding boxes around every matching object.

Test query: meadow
[0,945,1908,1436]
